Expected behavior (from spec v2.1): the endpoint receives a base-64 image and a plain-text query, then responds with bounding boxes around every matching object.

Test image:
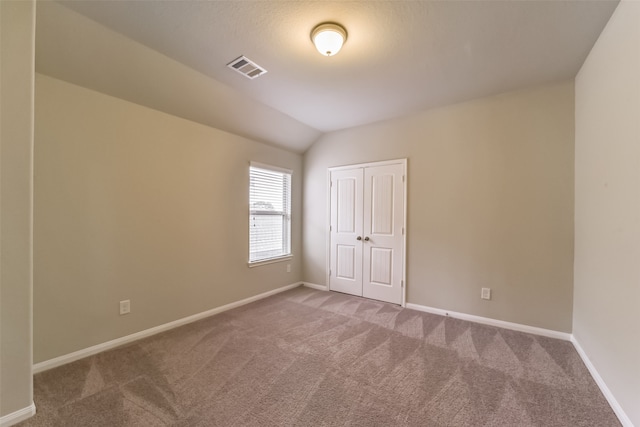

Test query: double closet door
[329,160,406,305]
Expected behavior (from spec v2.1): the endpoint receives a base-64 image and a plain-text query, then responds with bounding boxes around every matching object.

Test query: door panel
[336,178,357,233]
[329,169,363,296]
[369,247,393,285]
[362,164,404,304]
[336,245,356,279]
[371,173,395,235]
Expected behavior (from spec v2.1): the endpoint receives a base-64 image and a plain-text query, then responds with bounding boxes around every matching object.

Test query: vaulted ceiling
[36,1,618,152]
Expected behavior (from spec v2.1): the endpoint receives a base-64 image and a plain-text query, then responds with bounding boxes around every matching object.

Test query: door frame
[326,158,408,307]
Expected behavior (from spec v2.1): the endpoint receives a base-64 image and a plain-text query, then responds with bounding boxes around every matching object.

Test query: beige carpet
[20,286,619,426]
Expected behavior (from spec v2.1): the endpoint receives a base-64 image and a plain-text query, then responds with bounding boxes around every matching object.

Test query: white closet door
[362,164,404,305]
[329,169,364,297]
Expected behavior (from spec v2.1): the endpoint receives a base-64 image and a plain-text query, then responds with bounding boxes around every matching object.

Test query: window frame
[247,162,293,267]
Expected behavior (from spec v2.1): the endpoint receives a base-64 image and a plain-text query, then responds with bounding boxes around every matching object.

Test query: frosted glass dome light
[311,23,347,57]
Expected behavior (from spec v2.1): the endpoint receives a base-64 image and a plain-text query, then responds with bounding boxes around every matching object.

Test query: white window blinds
[249,163,292,263]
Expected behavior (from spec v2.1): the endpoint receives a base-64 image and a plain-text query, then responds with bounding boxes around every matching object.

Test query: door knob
[364,236,370,241]
[356,236,362,241]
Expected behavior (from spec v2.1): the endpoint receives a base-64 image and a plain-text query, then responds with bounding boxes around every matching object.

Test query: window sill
[247,255,293,268]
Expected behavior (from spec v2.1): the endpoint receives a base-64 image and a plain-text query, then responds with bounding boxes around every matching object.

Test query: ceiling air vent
[227,55,267,80]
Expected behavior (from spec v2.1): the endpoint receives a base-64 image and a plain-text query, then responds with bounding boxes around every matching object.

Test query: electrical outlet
[481,288,491,300]
[119,300,131,315]
[286,264,291,273]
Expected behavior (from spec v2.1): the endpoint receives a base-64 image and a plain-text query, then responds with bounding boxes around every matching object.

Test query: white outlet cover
[119,300,131,315]
[481,288,491,300]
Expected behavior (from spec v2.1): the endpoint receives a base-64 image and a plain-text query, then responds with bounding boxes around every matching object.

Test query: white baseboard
[26,282,634,427]
[405,303,571,341]
[303,282,328,291]
[0,402,36,427]
[33,282,303,374]
[570,336,633,427]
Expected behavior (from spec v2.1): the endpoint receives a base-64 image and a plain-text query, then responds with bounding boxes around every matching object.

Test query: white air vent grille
[227,56,267,79]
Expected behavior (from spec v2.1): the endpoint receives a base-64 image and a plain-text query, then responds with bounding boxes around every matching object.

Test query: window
[249,163,292,264]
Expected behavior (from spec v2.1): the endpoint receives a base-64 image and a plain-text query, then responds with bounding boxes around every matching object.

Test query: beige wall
[0,0,35,419]
[574,1,640,425]
[304,82,575,332]
[34,74,302,363]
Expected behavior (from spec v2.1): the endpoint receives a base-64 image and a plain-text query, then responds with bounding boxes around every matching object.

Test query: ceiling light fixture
[311,23,347,57]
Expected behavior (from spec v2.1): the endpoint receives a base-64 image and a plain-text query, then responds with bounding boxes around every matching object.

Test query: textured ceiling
[37,1,618,152]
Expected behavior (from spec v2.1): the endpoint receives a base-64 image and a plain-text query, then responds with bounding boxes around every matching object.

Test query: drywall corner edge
[570,335,634,427]
[0,403,36,427]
